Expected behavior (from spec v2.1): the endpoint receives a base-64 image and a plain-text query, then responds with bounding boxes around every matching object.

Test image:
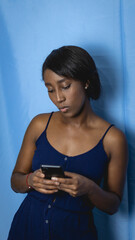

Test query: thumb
[64,171,75,178]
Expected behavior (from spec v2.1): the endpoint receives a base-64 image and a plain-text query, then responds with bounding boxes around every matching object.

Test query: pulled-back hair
[42,46,101,100]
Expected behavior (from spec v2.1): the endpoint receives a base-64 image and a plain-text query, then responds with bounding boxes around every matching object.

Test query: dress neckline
[39,112,112,159]
[45,131,105,158]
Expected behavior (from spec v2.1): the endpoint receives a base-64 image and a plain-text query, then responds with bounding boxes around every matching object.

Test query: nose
[56,90,65,103]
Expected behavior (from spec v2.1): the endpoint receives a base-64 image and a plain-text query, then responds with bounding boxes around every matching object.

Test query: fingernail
[51,177,58,180]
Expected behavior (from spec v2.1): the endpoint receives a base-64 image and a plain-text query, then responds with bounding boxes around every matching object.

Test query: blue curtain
[0,0,134,239]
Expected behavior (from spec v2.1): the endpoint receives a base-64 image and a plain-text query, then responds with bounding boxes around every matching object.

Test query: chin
[65,109,83,118]
[73,103,85,117]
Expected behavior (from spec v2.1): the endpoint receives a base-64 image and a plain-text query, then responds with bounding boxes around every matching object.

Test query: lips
[59,106,69,113]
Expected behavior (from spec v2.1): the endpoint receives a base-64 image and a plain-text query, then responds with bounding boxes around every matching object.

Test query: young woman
[8,46,128,240]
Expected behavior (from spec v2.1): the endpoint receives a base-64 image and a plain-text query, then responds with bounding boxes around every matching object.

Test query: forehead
[43,69,84,89]
[44,69,66,83]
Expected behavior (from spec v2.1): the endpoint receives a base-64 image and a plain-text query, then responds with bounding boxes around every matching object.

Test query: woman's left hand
[51,171,93,197]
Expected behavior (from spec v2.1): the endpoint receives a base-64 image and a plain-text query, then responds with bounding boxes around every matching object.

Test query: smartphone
[40,164,65,179]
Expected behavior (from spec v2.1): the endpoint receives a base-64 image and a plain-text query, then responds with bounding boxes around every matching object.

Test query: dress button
[45,220,49,224]
[48,204,51,208]
[64,157,68,161]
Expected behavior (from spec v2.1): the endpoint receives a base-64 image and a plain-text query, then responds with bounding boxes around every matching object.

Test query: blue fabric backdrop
[0,0,135,239]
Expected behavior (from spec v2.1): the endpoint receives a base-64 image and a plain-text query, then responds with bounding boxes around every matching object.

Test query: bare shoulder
[94,115,128,158]
[105,125,127,146]
[30,113,51,127]
[96,116,126,144]
[103,124,128,159]
[25,112,52,142]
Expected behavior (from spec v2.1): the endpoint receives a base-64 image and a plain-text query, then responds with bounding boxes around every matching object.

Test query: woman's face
[43,69,87,117]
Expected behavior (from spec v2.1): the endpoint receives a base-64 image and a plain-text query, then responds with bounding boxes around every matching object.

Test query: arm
[11,115,43,193]
[51,128,128,214]
[11,114,59,194]
[87,128,128,214]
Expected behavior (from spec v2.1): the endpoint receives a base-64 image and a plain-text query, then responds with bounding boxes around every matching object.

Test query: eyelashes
[48,89,54,93]
[63,84,71,90]
[47,84,71,93]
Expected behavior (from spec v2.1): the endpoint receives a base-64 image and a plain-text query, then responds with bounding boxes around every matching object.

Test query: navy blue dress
[8,112,114,240]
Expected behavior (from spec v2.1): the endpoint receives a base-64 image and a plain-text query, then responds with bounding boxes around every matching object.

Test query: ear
[85,80,90,89]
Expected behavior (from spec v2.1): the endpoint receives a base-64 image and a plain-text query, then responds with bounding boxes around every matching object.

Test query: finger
[43,184,59,190]
[33,182,59,190]
[43,179,60,186]
[35,169,45,178]
[33,176,59,186]
[33,179,59,188]
[64,171,75,178]
[51,177,73,185]
[58,183,76,191]
[32,176,60,190]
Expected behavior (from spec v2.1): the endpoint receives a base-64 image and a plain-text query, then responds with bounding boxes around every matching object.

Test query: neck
[59,99,96,127]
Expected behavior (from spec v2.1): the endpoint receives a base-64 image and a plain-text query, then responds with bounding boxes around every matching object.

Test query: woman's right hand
[28,169,59,194]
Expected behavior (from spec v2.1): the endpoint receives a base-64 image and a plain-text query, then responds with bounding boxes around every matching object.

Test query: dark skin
[11,69,128,215]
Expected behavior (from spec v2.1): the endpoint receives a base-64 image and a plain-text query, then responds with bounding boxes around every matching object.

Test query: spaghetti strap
[101,124,114,141]
[45,112,54,131]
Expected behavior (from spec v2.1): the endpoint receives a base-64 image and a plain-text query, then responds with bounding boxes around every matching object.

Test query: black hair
[42,46,101,100]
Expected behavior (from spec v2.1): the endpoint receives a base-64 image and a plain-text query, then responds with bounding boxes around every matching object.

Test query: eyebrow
[45,78,67,86]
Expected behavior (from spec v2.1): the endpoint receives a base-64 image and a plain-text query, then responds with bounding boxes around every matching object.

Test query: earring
[85,86,88,90]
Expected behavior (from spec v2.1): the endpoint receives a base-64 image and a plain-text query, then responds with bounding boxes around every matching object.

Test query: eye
[62,84,71,90]
[47,89,54,93]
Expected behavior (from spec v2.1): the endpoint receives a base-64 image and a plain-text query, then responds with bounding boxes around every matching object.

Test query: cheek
[70,86,86,103]
[48,93,56,103]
